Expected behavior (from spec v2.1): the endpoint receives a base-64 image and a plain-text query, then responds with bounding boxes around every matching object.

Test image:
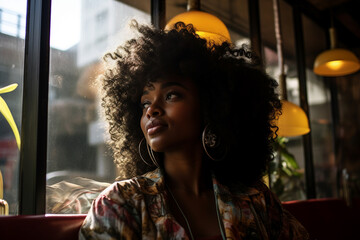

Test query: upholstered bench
[0,198,359,240]
[0,214,86,240]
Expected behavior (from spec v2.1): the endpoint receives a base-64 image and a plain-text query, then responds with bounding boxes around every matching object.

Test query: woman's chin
[148,139,167,152]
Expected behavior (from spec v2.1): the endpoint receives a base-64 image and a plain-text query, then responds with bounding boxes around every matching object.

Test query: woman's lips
[147,125,166,135]
[145,119,167,136]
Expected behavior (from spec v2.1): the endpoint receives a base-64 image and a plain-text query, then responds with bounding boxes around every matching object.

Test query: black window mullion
[19,0,51,215]
[328,77,341,197]
[248,0,263,65]
[151,0,166,29]
[292,5,316,199]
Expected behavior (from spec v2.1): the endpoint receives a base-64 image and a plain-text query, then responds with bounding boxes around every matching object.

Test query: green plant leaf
[281,151,300,169]
[280,166,293,177]
[292,170,302,177]
[0,96,21,149]
[272,178,284,196]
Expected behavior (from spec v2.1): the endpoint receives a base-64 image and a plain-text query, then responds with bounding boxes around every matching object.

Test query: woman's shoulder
[230,179,283,213]
[99,168,164,201]
[247,180,282,208]
[247,180,309,239]
[227,179,271,197]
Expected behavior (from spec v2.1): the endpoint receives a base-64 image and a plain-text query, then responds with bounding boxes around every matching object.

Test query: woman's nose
[146,102,163,119]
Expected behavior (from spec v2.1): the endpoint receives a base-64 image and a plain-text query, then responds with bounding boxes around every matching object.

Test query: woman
[79,22,308,240]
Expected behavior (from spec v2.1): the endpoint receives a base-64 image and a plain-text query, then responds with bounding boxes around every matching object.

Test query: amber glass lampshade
[313,27,360,77]
[165,10,231,45]
[313,48,360,76]
[276,100,310,137]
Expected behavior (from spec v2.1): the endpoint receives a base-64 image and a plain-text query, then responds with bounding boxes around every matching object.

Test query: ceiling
[300,0,360,48]
[120,0,360,58]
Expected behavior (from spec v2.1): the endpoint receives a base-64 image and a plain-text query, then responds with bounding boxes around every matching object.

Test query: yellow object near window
[276,100,310,137]
[313,48,360,76]
[165,10,231,45]
[0,84,21,149]
[0,170,9,215]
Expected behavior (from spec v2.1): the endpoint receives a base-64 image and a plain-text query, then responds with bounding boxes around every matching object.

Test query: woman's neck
[163,144,211,196]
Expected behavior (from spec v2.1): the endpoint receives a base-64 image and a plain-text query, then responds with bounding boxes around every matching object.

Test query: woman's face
[140,77,202,153]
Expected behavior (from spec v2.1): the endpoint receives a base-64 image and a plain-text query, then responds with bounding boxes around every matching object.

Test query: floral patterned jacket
[79,168,308,240]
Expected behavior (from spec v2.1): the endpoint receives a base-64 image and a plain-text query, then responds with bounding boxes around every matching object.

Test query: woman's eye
[165,92,180,101]
[141,101,151,109]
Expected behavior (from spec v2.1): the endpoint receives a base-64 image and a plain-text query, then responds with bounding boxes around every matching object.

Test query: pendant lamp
[275,76,310,137]
[165,0,231,45]
[272,0,310,137]
[313,27,360,77]
[276,100,310,137]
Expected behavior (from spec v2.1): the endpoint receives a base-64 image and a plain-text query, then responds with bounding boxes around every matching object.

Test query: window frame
[19,0,51,215]
[17,0,340,214]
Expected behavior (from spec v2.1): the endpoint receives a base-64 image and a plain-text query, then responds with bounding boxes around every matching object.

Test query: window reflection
[303,15,336,199]
[260,0,306,201]
[46,0,150,214]
[0,1,27,215]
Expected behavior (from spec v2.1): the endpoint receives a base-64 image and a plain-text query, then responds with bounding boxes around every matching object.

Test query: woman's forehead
[143,76,193,90]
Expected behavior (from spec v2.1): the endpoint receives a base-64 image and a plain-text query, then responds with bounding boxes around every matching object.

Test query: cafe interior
[0,0,359,239]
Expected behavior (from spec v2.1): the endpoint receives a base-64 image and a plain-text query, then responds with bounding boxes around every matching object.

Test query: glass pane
[260,0,306,201]
[336,70,360,201]
[302,14,336,198]
[46,0,150,214]
[0,0,27,215]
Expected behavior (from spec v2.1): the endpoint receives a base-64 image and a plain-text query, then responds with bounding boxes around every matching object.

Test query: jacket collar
[138,168,261,197]
[140,168,265,240]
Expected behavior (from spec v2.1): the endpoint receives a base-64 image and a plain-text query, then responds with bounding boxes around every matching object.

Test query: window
[46,0,150,214]
[259,0,307,201]
[0,0,27,215]
[302,14,336,198]
[1,0,351,216]
[0,1,26,214]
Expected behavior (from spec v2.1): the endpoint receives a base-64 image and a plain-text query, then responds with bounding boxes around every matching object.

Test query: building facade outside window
[0,0,27,215]
[46,0,150,214]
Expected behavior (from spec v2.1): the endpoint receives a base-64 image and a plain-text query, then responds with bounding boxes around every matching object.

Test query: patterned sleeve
[265,188,309,240]
[79,183,142,240]
[252,181,309,240]
[278,208,309,240]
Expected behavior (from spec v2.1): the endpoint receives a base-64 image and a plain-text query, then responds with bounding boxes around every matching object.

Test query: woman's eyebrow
[141,84,155,96]
[141,81,188,96]
[160,81,188,90]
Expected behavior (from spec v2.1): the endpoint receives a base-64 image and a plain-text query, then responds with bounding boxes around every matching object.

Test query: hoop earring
[138,138,153,166]
[202,124,227,161]
[138,138,160,168]
[147,143,160,168]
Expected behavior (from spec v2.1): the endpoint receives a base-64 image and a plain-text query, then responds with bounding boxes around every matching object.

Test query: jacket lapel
[213,177,267,240]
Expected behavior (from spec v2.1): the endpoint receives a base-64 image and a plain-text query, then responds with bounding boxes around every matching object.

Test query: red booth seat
[0,214,86,240]
[282,198,360,240]
[0,198,359,240]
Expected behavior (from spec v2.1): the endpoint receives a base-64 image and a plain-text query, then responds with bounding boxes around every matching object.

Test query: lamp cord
[272,0,287,100]
[187,0,200,11]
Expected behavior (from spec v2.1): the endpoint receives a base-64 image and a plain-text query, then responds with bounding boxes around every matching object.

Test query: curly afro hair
[100,21,281,186]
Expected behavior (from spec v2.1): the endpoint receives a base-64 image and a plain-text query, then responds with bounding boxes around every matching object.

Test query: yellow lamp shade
[314,48,360,76]
[276,100,310,137]
[165,10,231,45]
